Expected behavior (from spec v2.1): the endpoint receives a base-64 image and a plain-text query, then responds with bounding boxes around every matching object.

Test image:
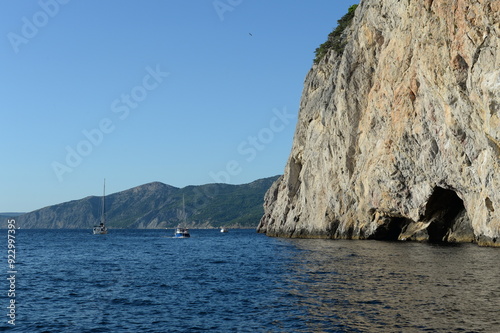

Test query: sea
[1,229,499,332]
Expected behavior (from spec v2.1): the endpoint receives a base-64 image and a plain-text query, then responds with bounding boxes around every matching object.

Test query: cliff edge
[258,0,500,246]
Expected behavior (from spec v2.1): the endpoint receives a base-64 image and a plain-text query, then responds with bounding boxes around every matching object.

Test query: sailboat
[93,179,108,235]
[173,195,190,238]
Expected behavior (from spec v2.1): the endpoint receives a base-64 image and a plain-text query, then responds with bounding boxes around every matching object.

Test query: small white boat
[93,223,108,235]
[220,227,228,233]
[172,195,190,238]
[93,179,108,235]
[173,227,190,238]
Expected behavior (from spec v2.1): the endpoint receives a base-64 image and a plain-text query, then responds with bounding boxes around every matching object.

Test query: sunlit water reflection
[279,239,500,332]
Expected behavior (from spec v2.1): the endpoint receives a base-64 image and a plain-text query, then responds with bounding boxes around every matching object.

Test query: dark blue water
[2,229,500,332]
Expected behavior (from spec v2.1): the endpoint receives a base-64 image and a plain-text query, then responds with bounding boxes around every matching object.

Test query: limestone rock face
[258,0,500,246]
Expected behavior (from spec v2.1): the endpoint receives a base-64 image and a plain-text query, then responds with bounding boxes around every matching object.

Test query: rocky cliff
[258,0,500,246]
[4,176,278,229]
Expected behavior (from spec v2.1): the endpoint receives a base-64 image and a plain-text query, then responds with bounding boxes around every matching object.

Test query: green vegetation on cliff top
[314,4,358,64]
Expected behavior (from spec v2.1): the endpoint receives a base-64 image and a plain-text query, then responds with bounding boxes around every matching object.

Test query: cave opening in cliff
[423,187,465,242]
[370,216,409,241]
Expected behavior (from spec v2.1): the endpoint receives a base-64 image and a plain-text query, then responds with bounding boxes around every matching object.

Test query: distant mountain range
[0,176,279,229]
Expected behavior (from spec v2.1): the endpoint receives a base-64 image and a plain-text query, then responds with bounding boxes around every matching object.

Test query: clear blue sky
[1,0,358,213]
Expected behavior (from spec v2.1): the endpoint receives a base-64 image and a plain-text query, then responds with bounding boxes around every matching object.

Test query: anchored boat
[93,179,108,235]
[173,227,190,238]
[172,195,190,238]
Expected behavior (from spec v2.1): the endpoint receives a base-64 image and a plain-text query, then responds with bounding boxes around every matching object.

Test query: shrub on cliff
[314,4,358,64]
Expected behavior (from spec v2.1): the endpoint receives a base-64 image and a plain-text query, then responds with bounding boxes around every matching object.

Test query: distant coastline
[1,176,279,229]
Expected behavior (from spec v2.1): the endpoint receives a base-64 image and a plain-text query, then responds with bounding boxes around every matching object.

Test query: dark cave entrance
[370,216,409,241]
[423,187,465,242]
[369,187,468,242]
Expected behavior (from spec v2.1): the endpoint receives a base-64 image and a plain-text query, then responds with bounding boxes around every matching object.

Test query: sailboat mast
[183,194,186,224]
[101,179,106,225]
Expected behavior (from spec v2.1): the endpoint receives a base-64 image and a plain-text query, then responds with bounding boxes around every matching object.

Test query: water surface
[1,229,499,332]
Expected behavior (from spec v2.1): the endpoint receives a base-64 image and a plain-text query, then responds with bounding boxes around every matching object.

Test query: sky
[1,0,358,213]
